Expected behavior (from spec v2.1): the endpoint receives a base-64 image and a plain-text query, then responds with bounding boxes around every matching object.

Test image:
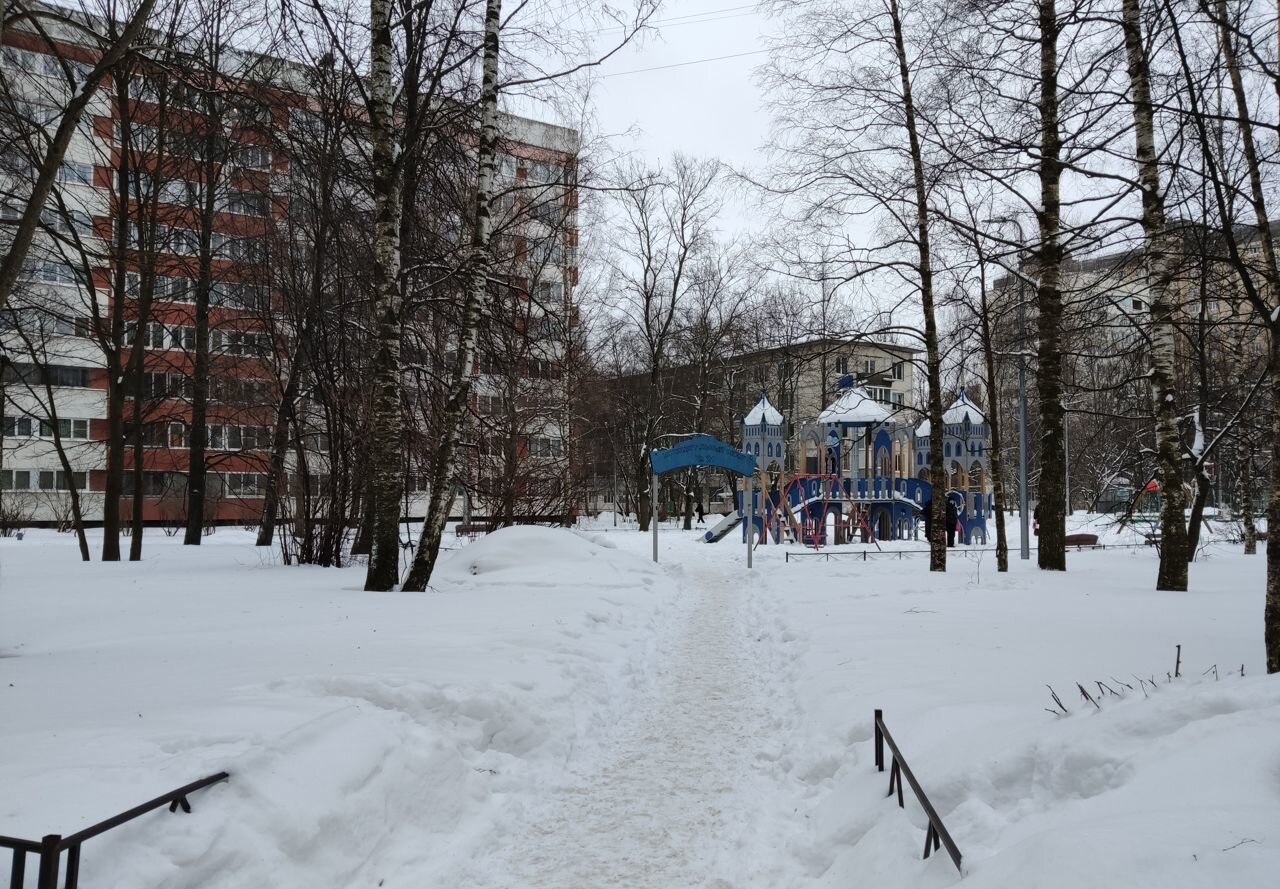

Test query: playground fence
[874,710,962,873]
[783,542,1155,562]
[0,772,228,889]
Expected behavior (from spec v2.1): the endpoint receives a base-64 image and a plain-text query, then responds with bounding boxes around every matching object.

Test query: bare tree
[0,0,160,311]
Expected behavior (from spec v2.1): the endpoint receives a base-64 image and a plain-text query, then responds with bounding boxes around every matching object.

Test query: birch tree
[1119,0,1190,589]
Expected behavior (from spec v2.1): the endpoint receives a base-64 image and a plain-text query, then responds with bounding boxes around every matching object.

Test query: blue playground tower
[728,382,991,548]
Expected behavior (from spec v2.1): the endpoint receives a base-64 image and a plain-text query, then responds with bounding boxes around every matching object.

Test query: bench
[455,522,495,538]
[1063,533,1099,548]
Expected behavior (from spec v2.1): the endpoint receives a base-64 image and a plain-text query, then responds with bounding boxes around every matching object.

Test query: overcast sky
[586,2,771,172]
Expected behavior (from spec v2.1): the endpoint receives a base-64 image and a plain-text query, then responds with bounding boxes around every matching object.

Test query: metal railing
[873,710,962,873]
[1,772,228,889]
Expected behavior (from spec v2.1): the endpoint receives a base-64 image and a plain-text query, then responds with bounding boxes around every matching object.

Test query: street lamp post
[988,216,1032,561]
[1017,291,1030,559]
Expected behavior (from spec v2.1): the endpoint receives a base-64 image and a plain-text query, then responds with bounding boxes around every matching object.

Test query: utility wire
[590,3,758,33]
[600,48,768,78]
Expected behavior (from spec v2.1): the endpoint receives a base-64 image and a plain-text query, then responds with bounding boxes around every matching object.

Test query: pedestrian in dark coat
[921,497,933,542]
[945,497,959,547]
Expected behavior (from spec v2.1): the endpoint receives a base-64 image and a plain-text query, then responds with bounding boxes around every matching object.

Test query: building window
[527,358,561,380]
[236,144,272,170]
[142,372,192,400]
[3,416,34,437]
[891,362,905,380]
[834,356,848,375]
[529,437,563,458]
[38,469,86,491]
[1131,298,1144,311]
[862,358,877,375]
[123,471,183,496]
[224,472,267,496]
[0,469,33,490]
[39,418,89,439]
[476,394,505,415]
[3,363,92,388]
[225,189,269,217]
[56,161,94,187]
[214,329,272,356]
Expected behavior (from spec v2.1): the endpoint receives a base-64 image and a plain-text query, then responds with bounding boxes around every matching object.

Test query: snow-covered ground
[1,515,1276,887]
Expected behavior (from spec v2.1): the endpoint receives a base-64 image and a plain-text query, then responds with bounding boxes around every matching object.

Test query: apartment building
[989,223,1271,510]
[0,23,579,527]
[727,337,920,427]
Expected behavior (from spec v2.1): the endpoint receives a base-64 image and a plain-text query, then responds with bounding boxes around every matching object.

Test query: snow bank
[0,528,680,889]
[434,525,639,583]
[747,542,1280,888]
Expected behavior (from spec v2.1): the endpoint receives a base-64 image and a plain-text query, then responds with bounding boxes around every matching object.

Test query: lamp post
[986,216,1031,560]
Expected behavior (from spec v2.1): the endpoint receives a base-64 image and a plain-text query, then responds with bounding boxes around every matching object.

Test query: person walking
[921,496,932,542]
[945,496,958,547]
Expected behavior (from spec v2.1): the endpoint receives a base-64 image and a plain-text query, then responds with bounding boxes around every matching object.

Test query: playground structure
[715,378,992,548]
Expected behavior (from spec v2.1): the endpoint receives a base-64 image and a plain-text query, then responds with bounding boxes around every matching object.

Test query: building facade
[0,23,578,527]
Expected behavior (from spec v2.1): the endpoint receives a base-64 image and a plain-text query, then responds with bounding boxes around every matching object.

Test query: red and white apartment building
[0,22,579,525]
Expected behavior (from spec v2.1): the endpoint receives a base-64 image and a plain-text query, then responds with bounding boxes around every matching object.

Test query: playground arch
[649,434,757,568]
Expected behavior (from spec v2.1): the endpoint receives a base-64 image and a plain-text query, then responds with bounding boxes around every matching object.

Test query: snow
[919,392,985,436]
[2,516,1278,888]
[745,395,785,426]
[818,385,892,425]
[1191,411,1205,459]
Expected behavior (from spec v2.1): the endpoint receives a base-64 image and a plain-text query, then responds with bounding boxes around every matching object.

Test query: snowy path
[462,564,804,888]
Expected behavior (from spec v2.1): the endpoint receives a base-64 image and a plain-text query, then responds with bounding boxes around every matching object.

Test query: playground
[673,381,993,553]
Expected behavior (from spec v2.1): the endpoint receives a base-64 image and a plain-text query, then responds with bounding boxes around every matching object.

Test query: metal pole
[650,471,658,563]
[1064,405,1070,518]
[1017,285,1031,559]
[988,215,1032,561]
[746,472,754,569]
[37,835,60,889]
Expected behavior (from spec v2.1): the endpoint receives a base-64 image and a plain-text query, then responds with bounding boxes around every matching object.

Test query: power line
[590,3,758,33]
[600,48,768,79]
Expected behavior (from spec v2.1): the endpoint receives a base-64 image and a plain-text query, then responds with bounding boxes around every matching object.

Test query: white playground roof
[817,385,891,425]
[744,395,784,426]
[916,391,986,436]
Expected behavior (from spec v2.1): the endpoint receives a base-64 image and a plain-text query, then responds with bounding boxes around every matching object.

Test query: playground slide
[703,511,744,543]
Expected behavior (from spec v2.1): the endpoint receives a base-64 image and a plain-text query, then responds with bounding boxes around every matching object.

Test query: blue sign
[650,434,756,477]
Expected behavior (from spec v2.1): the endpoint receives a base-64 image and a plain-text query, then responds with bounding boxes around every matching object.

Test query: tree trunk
[978,266,1008,572]
[1120,0,1189,589]
[637,463,652,532]
[184,116,222,545]
[38,392,90,561]
[1241,451,1257,555]
[101,75,133,562]
[1209,0,1280,670]
[351,476,374,555]
[363,0,409,590]
[257,344,304,546]
[1186,469,1210,557]
[1267,349,1280,673]
[401,0,503,592]
[1034,0,1067,572]
[889,0,945,571]
[682,470,694,530]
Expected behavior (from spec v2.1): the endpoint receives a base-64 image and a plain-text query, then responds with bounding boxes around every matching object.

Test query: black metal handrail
[0,771,228,889]
[874,710,962,873]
